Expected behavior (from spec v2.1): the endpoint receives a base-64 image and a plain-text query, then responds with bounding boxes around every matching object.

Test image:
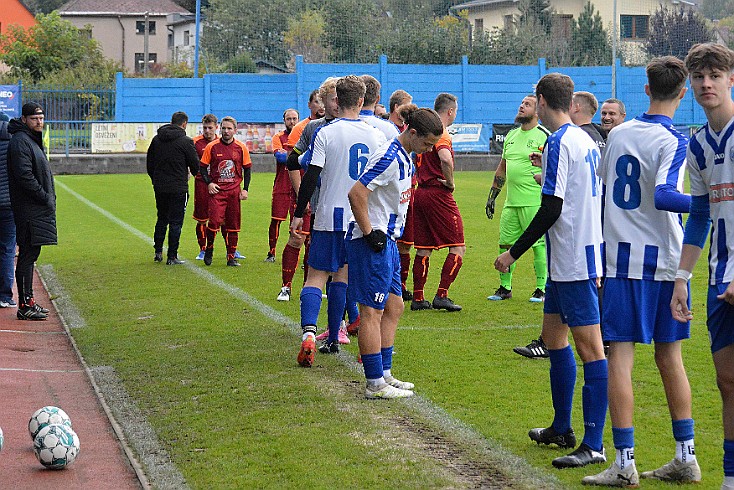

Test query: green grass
[44,172,721,489]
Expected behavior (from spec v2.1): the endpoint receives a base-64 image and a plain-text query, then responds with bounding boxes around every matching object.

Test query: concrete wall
[49,153,501,175]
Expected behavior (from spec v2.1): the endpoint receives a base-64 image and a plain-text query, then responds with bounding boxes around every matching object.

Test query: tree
[0,12,121,85]
[283,10,330,64]
[700,0,734,20]
[321,0,381,63]
[518,0,553,35]
[645,5,715,59]
[379,12,468,64]
[570,1,611,66]
[22,0,66,14]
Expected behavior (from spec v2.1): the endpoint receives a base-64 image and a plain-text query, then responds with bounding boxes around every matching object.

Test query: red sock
[412,255,429,302]
[281,244,300,288]
[437,253,462,298]
[268,219,281,256]
[226,231,239,260]
[399,252,411,291]
[196,221,207,250]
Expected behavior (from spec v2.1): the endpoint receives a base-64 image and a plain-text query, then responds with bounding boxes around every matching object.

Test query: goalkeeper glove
[274,150,287,164]
[364,229,387,252]
[486,187,501,220]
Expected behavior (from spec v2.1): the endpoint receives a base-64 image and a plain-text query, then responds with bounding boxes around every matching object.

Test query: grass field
[43,171,721,489]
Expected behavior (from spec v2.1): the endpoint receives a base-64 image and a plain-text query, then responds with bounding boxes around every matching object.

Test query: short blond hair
[573,91,598,117]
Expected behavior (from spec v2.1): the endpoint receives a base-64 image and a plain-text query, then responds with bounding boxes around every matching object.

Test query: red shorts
[207,187,241,232]
[271,190,296,221]
[397,193,414,245]
[193,178,210,222]
[413,186,464,249]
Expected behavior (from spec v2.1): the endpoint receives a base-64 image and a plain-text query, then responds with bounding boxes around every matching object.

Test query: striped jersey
[541,123,603,282]
[599,114,688,281]
[687,115,734,285]
[359,110,400,139]
[347,137,413,242]
[308,118,387,231]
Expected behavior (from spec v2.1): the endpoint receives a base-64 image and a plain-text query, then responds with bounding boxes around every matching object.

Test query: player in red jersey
[411,93,465,312]
[265,108,299,263]
[285,89,324,150]
[192,114,219,260]
[199,116,252,267]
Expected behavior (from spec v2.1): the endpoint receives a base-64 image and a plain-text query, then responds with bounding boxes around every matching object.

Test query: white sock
[383,369,392,379]
[615,447,635,470]
[676,439,696,463]
[724,475,734,487]
[366,377,385,388]
[302,332,315,342]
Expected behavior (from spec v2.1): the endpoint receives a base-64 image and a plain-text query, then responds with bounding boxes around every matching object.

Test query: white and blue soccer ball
[0,426,4,451]
[33,424,80,469]
[28,406,72,440]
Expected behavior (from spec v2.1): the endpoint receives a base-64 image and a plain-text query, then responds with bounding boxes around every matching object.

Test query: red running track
[0,271,142,489]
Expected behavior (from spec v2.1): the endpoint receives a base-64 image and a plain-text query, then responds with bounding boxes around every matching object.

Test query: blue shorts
[602,278,690,344]
[544,279,600,327]
[308,230,346,273]
[708,283,734,353]
[345,238,401,311]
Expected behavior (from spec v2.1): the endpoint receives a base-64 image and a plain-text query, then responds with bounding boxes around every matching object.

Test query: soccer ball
[33,424,80,469]
[0,426,3,451]
[28,406,72,440]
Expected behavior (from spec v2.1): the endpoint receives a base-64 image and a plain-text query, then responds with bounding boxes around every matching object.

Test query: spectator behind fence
[0,118,16,308]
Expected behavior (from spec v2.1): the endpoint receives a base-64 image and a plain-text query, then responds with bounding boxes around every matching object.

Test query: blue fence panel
[113,58,710,129]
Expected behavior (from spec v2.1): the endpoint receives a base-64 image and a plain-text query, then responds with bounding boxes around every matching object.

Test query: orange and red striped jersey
[416,130,453,188]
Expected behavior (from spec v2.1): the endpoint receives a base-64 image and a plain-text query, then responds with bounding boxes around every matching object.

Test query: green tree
[283,10,330,64]
[0,12,121,85]
[22,0,66,14]
[700,0,734,20]
[645,5,715,60]
[380,13,469,64]
[518,0,554,35]
[570,1,611,66]
[321,0,381,63]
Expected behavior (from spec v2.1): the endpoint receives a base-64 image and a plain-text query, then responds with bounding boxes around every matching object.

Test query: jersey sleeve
[655,133,687,189]
[200,141,213,166]
[240,142,252,168]
[287,119,306,149]
[541,134,568,199]
[435,132,452,153]
[360,149,397,191]
[686,146,708,197]
[272,131,285,153]
[308,128,327,169]
[294,124,314,155]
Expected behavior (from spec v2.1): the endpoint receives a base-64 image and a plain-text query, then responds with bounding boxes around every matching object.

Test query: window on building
[552,14,573,40]
[503,14,515,31]
[168,33,174,49]
[620,15,649,39]
[184,30,190,46]
[136,20,156,35]
[134,53,158,72]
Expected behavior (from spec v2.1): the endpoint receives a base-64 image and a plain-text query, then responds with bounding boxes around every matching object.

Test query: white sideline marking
[56,179,561,489]
[400,324,538,331]
[0,367,84,373]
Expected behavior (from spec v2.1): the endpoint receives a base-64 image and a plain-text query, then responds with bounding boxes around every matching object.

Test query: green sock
[499,247,515,290]
[532,243,547,290]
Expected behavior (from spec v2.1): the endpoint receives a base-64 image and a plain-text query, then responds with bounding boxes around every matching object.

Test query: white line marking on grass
[400,324,539,331]
[0,367,84,373]
[57,179,562,489]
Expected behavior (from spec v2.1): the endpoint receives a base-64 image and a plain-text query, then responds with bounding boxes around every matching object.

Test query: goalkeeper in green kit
[486,95,550,358]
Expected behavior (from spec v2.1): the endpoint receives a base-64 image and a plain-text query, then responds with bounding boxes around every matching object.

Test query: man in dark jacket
[0,117,16,308]
[147,111,201,265]
[8,102,55,321]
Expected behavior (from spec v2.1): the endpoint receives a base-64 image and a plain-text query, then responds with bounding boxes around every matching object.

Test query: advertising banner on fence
[447,123,489,153]
[91,122,285,154]
[490,124,518,155]
[0,85,21,119]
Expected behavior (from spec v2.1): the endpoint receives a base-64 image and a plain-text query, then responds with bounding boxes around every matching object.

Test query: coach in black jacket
[147,111,200,265]
[8,102,55,320]
[0,116,16,308]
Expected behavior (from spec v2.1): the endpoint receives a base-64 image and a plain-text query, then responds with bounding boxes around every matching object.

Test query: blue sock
[672,418,694,441]
[548,345,576,433]
[346,284,360,324]
[300,286,322,332]
[362,352,383,381]
[381,346,393,372]
[581,359,608,451]
[327,281,348,343]
[612,427,634,450]
[725,440,734,477]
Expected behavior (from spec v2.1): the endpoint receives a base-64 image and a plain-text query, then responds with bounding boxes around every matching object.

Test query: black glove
[486,187,501,220]
[364,229,387,252]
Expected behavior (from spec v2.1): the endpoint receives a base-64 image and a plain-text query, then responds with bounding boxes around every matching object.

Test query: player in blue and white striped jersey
[291,75,386,367]
[359,75,400,140]
[495,73,607,473]
[672,42,734,490]
[584,56,700,487]
[346,105,443,399]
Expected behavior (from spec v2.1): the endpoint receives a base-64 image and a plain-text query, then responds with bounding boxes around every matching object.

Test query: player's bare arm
[436,148,455,191]
[671,244,703,322]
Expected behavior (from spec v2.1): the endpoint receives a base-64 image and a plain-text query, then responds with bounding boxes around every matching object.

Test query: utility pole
[611,0,617,98]
[144,11,150,76]
[194,0,201,77]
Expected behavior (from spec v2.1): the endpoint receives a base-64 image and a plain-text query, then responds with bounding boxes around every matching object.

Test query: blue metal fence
[22,84,116,154]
